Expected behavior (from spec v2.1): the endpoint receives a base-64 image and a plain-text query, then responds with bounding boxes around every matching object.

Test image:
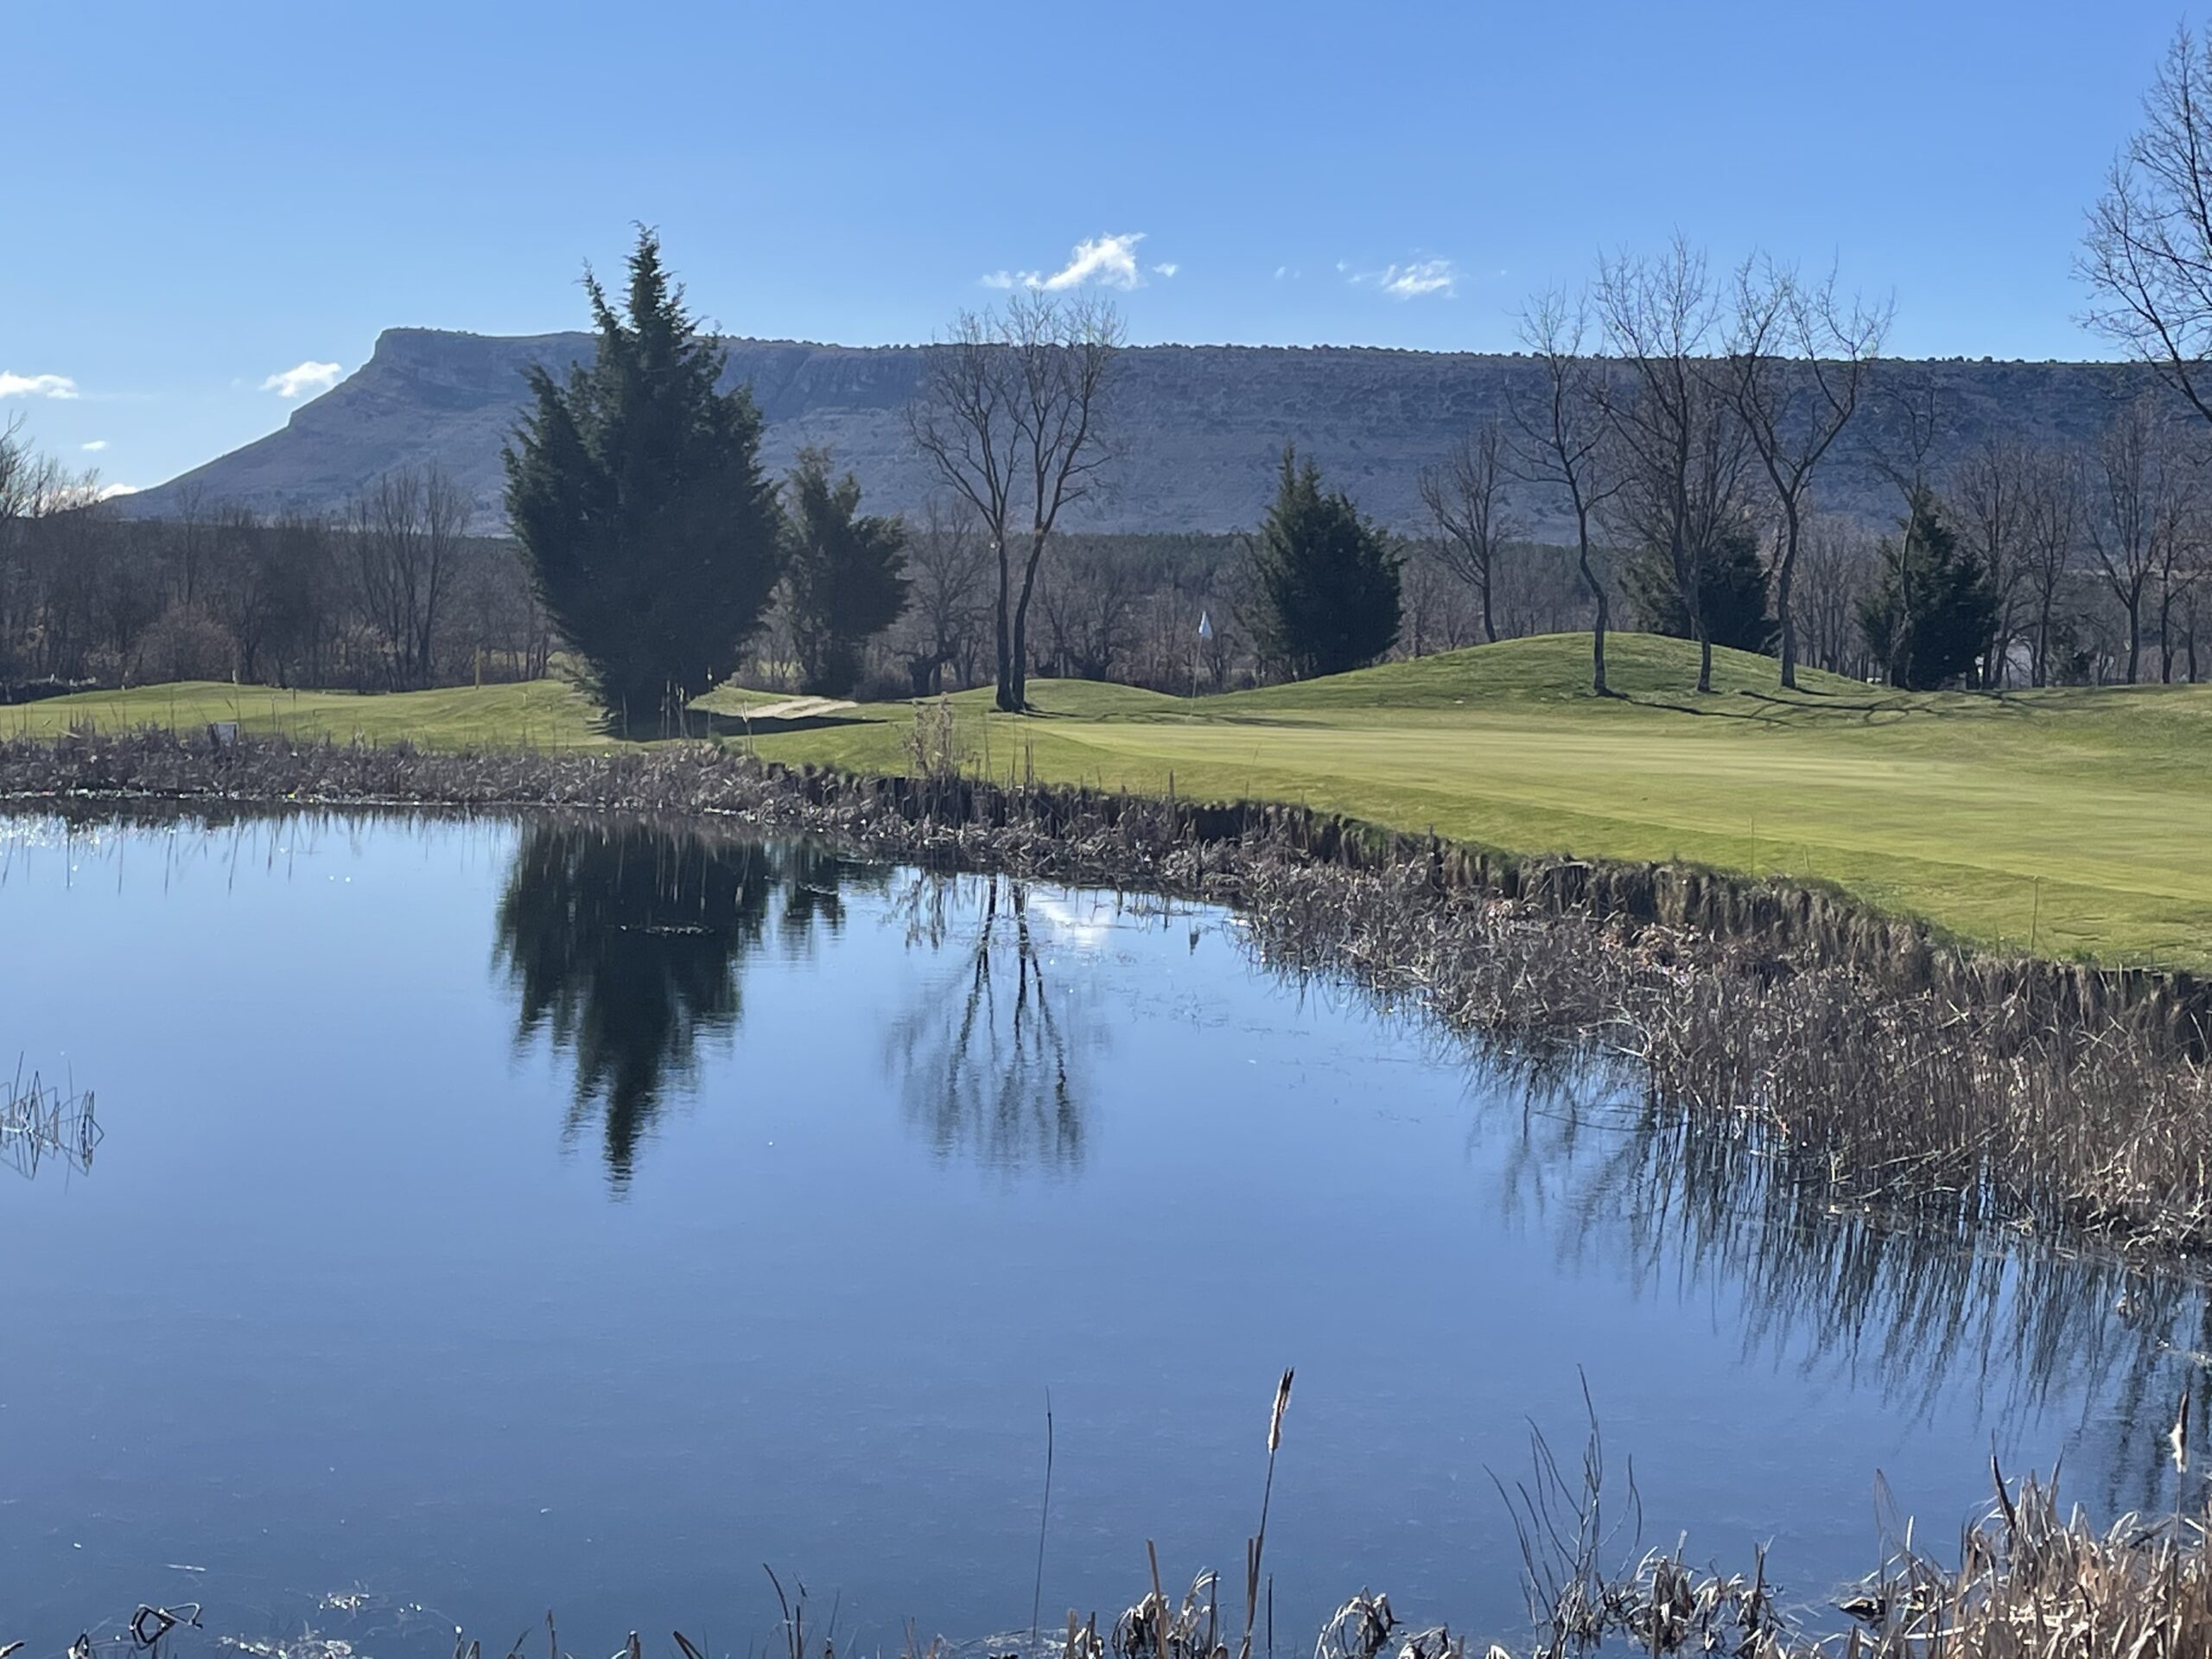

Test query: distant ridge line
[119,327,2158,537]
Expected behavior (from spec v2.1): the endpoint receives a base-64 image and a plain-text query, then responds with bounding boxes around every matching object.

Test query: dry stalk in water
[1240,1369,1295,1659]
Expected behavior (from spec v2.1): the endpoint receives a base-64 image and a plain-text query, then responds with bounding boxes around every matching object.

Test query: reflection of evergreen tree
[493,822,868,1189]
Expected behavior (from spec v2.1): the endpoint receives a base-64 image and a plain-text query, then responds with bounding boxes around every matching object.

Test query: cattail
[1268,1368,1294,1454]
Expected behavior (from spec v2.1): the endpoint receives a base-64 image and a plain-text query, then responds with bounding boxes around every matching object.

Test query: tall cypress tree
[1857,488,1999,690]
[1623,517,1777,654]
[504,229,782,732]
[781,447,910,696]
[1249,447,1402,679]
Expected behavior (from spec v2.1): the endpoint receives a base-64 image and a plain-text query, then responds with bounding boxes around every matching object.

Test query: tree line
[7,372,2202,709]
[0,429,550,696]
[23,14,2212,729]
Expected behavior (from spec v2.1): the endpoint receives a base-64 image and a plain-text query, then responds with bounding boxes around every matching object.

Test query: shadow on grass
[691,709,874,741]
[1620,685,2046,728]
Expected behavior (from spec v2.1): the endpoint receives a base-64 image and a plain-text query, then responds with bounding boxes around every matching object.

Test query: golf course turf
[10,632,2209,969]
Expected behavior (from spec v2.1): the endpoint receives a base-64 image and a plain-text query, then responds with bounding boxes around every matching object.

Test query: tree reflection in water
[1501,1083,2212,1516]
[488,816,2208,1509]
[884,871,1095,1173]
[493,818,874,1190]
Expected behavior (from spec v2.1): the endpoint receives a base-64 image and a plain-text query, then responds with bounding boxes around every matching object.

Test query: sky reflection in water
[0,811,2204,1658]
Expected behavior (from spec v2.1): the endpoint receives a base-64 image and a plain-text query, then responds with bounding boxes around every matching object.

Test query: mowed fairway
[10,633,2212,968]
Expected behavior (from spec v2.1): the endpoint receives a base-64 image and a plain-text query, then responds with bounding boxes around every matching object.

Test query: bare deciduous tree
[2157,490,2206,682]
[908,293,1122,711]
[1417,417,1516,644]
[165,486,213,612]
[2019,448,2086,688]
[0,416,33,681]
[1036,539,1140,682]
[1726,257,1887,688]
[2083,27,2212,430]
[2087,395,2195,683]
[1594,240,1751,693]
[894,497,995,695]
[349,464,467,688]
[1949,441,2037,686]
[1510,291,1621,696]
[1794,511,1878,678]
[0,422,110,683]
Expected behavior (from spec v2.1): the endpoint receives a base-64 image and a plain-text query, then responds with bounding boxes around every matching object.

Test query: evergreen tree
[504,229,782,732]
[1248,447,1402,679]
[1857,488,1999,690]
[1622,517,1777,654]
[780,447,910,696]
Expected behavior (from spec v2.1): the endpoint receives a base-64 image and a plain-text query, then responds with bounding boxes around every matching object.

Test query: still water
[0,811,2203,1656]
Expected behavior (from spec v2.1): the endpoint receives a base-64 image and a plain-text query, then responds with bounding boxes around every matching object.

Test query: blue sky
[0,0,2194,492]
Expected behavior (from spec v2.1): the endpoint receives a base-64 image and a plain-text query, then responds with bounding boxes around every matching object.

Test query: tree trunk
[1776,501,1801,690]
[1007,531,1048,713]
[992,537,1016,712]
[1689,551,1713,693]
[1576,513,1609,698]
[1480,570,1497,645]
[1681,531,1713,693]
[2126,601,2142,684]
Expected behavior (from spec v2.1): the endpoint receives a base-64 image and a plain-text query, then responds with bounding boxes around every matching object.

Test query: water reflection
[885,872,1095,1173]
[1508,1090,2212,1515]
[19,804,2212,1649]
[492,821,876,1189]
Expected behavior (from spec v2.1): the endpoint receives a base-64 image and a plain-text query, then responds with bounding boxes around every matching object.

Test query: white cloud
[96,482,138,500]
[982,232,1157,294]
[1150,261,1179,278]
[1038,232,1146,290]
[260,359,343,398]
[80,439,108,453]
[1382,259,1458,299]
[1347,257,1459,300]
[0,372,79,400]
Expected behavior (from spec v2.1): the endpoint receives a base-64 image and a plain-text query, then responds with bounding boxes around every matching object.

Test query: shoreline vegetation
[13,736,2212,1654]
[5,725,2211,1253]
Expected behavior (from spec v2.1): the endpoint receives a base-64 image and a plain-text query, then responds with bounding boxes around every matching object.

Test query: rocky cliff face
[121,327,2156,537]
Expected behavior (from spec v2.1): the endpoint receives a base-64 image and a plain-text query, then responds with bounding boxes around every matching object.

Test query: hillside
[120,328,2155,536]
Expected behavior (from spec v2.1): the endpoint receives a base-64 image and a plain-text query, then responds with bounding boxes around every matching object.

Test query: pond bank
[5,728,2212,1255]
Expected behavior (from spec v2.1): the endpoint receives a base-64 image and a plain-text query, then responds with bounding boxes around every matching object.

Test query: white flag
[1198,609,1213,640]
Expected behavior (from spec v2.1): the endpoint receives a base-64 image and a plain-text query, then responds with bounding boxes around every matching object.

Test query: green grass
[13,634,2212,969]
[2,678,615,750]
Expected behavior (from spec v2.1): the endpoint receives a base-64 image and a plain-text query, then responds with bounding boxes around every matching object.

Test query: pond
[0,810,2203,1657]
